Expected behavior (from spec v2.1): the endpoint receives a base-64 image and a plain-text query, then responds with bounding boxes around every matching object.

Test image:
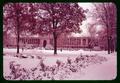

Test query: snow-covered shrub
[56,60,62,67]
[75,56,80,63]
[67,57,72,65]
[36,56,42,59]
[9,61,21,79]
[20,54,28,58]
[38,59,45,71]
[69,65,78,72]
[8,61,29,80]
[16,53,23,58]
[5,54,107,80]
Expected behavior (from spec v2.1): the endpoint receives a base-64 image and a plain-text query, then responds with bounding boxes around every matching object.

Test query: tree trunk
[51,4,58,55]
[53,32,57,54]
[17,30,20,54]
[106,22,110,54]
[107,37,110,54]
[16,4,20,54]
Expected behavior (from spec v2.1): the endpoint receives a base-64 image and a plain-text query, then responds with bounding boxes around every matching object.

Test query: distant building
[3,33,96,50]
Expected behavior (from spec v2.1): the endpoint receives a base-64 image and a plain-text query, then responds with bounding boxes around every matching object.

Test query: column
[79,39,81,47]
[30,38,31,44]
[81,38,83,47]
[86,38,88,47]
[69,38,70,50]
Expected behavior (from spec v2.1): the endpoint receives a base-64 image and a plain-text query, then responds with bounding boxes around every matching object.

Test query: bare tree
[93,3,116,54]
[87,23,97,50]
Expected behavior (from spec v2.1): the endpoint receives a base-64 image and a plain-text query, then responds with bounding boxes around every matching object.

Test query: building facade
[4,34,92,49]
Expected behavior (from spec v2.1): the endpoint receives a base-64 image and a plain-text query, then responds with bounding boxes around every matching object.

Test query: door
[43,40,47,48]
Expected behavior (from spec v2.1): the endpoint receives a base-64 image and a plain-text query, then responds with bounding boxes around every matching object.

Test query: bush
[5,54,107,80]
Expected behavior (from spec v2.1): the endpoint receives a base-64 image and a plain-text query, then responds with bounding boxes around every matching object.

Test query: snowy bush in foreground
[4,54,107,80]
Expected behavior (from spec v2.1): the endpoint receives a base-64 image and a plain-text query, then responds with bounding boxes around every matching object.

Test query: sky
[78,3,94,10]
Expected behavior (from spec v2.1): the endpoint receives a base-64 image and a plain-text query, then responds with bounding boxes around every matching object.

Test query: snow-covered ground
[3,48,117,80]
[65,53,116,80]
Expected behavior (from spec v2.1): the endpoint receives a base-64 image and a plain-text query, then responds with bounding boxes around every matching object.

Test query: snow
[3,48,117,80]
[65,53,116,80]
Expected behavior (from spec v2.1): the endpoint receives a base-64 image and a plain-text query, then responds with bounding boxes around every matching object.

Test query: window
[50,39,53,45]
[78,39,81,45]
[83,39,86,46]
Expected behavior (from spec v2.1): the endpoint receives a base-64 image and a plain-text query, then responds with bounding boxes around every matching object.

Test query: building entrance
[43,40,47,48]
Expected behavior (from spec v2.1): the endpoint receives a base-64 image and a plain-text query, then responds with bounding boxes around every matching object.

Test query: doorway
[43,40,47,48]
